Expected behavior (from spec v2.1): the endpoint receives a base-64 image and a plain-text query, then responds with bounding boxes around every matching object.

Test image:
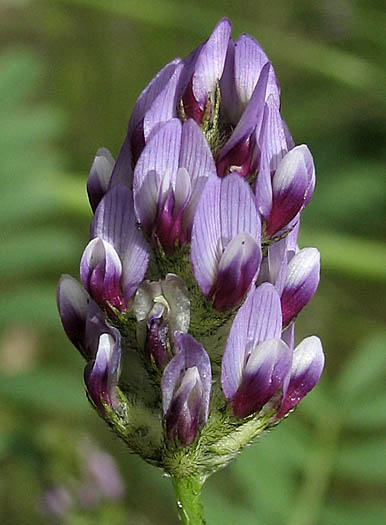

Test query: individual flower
[109,58,184,186]
[275,336,324,419]
[57,275,121,411]
[133,118,216,253]
[264,145,315,237]
[133,274,190,369]
[191,172,262,310]
[181,18,232,125]
[80,184,150,312]
[221,283,292,418]
[216,61,274,178]
[161,332,212,445]
[255,93,294,220]
[280,247,320,327]
[220,33,279,126]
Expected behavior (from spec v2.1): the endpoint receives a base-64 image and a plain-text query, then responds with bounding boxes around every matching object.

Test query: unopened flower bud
[162,332,211,445]
[281,247,320,326]
[266,145,315,237]
[275,336,324,419]
[222,283,292,418]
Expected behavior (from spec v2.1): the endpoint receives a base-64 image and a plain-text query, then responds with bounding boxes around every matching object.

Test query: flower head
[57,17,324,485]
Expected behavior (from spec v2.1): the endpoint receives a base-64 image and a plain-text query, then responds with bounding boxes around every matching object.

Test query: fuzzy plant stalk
[57,18,324,524]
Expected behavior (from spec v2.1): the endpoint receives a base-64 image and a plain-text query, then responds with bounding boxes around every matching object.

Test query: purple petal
[179,119,217,234]
[281,247,320,326]
[266,145,315,236]
[216,62,271,177]
[191,173,261,301]
[162,332,212,425]
[190,18,232,111]
[276,336,324,419]
[87,148,115,212]
[108,135,133,188]
[133,118,182,231]
[143,61,184,142]
[152,167,191,253]
[91,184,150,302]
[191,176,222,297]
[213,232,261,311]
[84,329,121,411]
[164,366,203,446]
[255,95,288,219]
[57,275,89,355]
[221,282,282,401]
[80,238,124,311]
[232,338,292,418]
[219,173,261,243]
[233,34,275,108]
[144,306,170,369]
[128,58,183,139]
[219,38,237,122]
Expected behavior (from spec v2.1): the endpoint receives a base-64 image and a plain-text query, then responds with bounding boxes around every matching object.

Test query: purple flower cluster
[57,19,324,451]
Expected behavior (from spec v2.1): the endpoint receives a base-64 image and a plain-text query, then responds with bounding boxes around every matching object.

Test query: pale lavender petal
[191,173,261,301]
[281,247,320,326]
[255,95,289,218]
[179,119,217,233]
[133,169,161,234]
[87,148,115,212]
[233,34,270,108]
[221,282,282,401]
[276,336,324,418]
[213,232,261,311]
[128,58,183,137]
[219,38,238,122]
[57,275,89,354]
[268,236,289,294]
[143,61,184,142]
[191,18,232,109]
[232,338,292,418]
[219,173,261,245]
[191,176,222,297]
[91,184,150,302]
[108,135,133,188]
[266,145,316,236]
[133,119,182,227]
[286,219,300,254]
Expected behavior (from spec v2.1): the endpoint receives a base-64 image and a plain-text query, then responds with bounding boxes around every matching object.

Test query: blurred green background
[0,0,385,523]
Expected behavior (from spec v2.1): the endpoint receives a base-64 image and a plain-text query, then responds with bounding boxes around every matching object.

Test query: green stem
[171,476,206,524]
